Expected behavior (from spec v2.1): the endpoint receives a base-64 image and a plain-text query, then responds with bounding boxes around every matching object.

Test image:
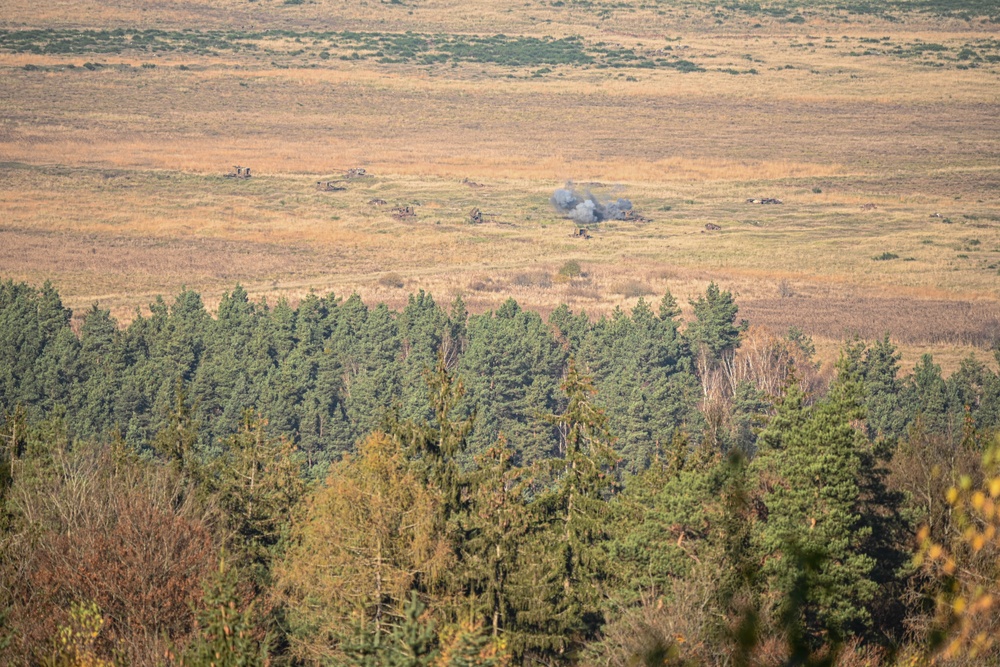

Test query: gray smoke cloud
[551,184,632,224]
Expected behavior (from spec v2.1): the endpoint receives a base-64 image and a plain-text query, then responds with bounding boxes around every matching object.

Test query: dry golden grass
[0,2,998,372]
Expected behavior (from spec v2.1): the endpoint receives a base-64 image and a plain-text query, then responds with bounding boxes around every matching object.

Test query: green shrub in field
[557,260,583,279]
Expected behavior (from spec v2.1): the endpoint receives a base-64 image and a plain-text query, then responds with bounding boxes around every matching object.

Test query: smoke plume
[551,184,632,224]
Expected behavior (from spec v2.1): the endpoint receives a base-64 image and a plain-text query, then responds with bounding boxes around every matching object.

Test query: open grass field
[1,0,998,372]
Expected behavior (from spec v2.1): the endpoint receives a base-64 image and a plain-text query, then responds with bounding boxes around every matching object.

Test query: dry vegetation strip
[740,296,1000,348]
[2,62,998,176]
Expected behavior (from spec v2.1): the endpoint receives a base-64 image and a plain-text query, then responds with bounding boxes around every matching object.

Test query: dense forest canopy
[1,278,1000,666]
[2,279,997,471]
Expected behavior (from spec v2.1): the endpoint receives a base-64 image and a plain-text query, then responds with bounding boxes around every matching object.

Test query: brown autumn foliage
[699,324,832,449]
[0,442,216,666]
[586,567,722,667]
[587,569,884,667]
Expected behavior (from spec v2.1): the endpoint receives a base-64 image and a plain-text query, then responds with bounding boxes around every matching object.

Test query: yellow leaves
[50,601,113,667]
[920,436,1000,663]
[971,594,994,612]
[972,491,986,511]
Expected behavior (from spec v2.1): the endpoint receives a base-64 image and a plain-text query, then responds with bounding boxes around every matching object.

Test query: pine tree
[397,291,448,422]
[180,558,266,667]
[903,354,951,437]
[392,355,475,523]
[462,437,530,637]
[206,410,305,586]
[947,354,1000,435]
[508,360,618,662]
[341,595,434,667]
[0,281,76,412]
[151,379,200,474]
[436,621,506,667]
[686,283,745,360]
[76,304,125,437]
[459,298,566,464]
[548,304,590,353]
[753,379,877,646]
[343,302,402,440]
[388,591,440,667]
[610,436,732,603]
[861,335,906,443]
[577,297,697,471]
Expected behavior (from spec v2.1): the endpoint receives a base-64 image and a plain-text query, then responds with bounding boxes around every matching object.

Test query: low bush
[557,260,583,279]
[378,272,405,288]
[614,280,653,298]
[512,272,553,288]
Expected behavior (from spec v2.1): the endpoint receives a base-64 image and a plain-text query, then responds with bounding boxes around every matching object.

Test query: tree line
[1,278,999,666]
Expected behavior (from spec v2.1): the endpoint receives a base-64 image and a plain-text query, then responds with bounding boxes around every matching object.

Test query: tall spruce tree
[508,360,618,662]
[461,437,529,637]
[206,410,305,587]
[686,283,745,360]
[753,379,877,645]
[392,355,475,523]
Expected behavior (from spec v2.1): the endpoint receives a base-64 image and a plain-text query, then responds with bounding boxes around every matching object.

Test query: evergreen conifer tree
[753,378,877,645]
[508,360,617,662]
[686,283,745,360]
[181,558,267,667]
[207,410,305,586]
[397,358,475,518]
[462,437,529,637]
